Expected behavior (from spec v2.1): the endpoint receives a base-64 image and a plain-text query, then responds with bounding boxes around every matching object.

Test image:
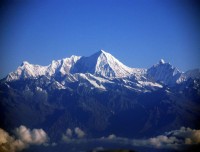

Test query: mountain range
[0,50,200,151]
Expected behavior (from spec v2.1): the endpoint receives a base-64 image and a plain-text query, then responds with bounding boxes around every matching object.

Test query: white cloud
[0,128,12,144]
[15,125,48,145]
[3,126,199,152]
[0,125,49,152]
[66,128,73,137]
[131,127,200,149]
[62,128,73,142]
[131,135,180,149]
[166,127,200,145]
[62,134,71,142]
[0,128,27,152]
[61,126,200,150]
[74,127,85,138]
[62,127,85,142]
[107,134,116,140]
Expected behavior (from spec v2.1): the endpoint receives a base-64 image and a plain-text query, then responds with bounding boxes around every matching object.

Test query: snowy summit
[159,59,165,64]
[5,50,200,87]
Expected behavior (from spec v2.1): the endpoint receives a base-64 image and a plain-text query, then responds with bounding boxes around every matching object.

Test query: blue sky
[0,0,200,78]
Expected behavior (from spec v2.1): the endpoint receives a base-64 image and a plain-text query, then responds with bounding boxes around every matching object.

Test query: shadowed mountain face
[0,50,200,146]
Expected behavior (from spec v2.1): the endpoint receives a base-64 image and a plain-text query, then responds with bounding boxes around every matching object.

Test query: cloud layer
[62,127,200,150]
[166,126,200,145]
[116,127,200,149]
[0,125,49,152]
[1,126,199,151]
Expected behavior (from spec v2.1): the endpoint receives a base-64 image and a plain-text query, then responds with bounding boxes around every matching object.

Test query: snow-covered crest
[5,50,199,87]
[96,50,145,77]
[147,59,183,86]
[94,50,134,77]
[70,49,144,78]
[6,50,145,81]
[6,55,81,81]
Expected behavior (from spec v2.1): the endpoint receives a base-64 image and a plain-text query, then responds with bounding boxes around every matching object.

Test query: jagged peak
[151,59,181,73]
[96,50,117,62]
[6,50,190,83]
[69,55,81,60]
[153,59,171,67]
[148,59,184,86]
[93,50,135,77]
[21,61,30,66]
[159,59,165,64]
[91,49,109,57]
[98,49,107,54]
[69,50,135,78]
[51,59,60,64]
[100,49,106,53]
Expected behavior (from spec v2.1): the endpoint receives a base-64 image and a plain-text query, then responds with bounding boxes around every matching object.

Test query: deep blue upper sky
[0,0,200,78]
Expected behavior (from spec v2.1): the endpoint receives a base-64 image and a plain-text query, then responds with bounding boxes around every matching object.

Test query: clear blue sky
[0,0,200,78]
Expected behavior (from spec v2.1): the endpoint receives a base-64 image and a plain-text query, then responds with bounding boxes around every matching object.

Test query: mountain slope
[0,50,200,144]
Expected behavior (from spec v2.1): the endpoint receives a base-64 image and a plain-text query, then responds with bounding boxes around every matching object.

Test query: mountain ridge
[4,50,200,87]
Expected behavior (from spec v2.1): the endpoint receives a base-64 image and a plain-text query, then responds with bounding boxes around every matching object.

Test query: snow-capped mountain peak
[55,55,81,75]
[6,61,46,81]
[4,51,200,87]
[21,61,30,66]
[147,59,183,86]
[6,55,81,81]
[99,49,107,54]
[70,50,140,78]
[95,50,134,77]
[159,59,165,64]
[5,50,146,81]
